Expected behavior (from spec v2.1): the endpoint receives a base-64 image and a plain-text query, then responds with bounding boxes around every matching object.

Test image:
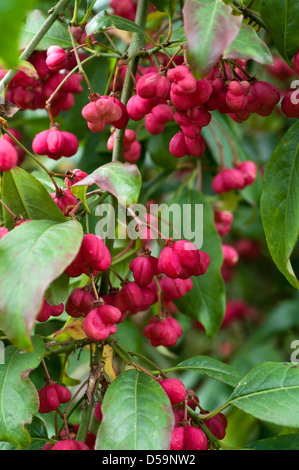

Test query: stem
[165,18,173,44]
[165,45,184,69]
[112,239,135,261]
[78,0,97,26]
[129,352,169,379]
[232,0,268,30]
[42,358,52,381]
[68,26,95,94]
[109,266,126,283]
[112,0,150,162]
[77,346,102,442]
[76,404,94,442]
[70,0,80,24]
[46,55,101,108]
[209,125,225,170]
[198,402,230,420]
[0,0,73,89]
[0,200,17,220]
[211,117,240,166]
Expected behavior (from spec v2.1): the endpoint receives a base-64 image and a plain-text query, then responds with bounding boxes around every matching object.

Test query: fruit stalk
[112,0,150,162]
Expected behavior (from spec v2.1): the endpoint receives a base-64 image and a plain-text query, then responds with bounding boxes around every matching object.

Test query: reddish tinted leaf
[183,0,242,78]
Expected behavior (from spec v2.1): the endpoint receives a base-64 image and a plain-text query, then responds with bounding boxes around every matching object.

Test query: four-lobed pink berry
[171,426,209,450]
[65,234,111,278]
[83,304,122,341]
[129,251,160,287]
[143,316,182,347]
[38,383,71,413]
[65,288,95,318]
[46,46,69,72]
[32,128,79,160]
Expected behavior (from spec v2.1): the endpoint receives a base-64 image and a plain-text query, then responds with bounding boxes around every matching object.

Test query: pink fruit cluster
[212,161,258,194]
[127,65,211,159]
[157,378,227,450]
[107,129,141,163]
[207,59,280,122]
[2,50,83,116]
[82,94,129,132]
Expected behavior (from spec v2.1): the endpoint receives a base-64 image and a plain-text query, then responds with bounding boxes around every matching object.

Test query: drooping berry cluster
[2,50,83,116]
[82,94,129,132]
[156,378,228,450]
[212,160,257,194]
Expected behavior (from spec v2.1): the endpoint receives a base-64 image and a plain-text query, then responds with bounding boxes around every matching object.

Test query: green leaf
[250,300,299,343]
[45,273,70,306]
[170,189,226,337]
[151,0,177,19]
[0,336,45,449]
[1,167,66,230]
[0,0,38,68]
[244,434,299,450]
[260,0,299,64]
[223,23,273,65]
[0,220,83,350]
[74,162,142,207]
[70,184,90,213]
[20,9,72,50]
[260,121,299,289]
[170,355,242,387]
[24,417,49,450]
[228,362,299,427]
[183,0,242,78]
[86,10,155,44]
[96,369,174,450]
